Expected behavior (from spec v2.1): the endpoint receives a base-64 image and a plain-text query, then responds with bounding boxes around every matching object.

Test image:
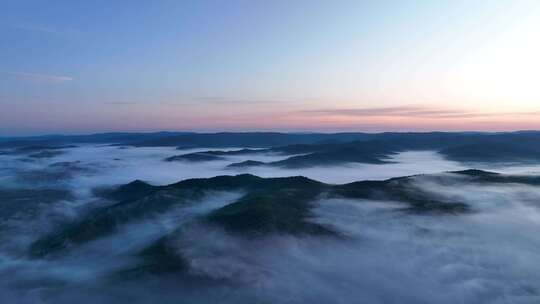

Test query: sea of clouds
[1,145,539,303]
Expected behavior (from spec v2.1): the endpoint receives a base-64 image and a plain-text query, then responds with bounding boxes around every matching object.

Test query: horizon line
[2,129,540,139]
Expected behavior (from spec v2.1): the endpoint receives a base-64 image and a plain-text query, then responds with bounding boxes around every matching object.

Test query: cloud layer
[1,145,540,303]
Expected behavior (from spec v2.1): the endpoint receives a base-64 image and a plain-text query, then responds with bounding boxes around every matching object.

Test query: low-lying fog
[3,144,540,189]
[1,145,540,303]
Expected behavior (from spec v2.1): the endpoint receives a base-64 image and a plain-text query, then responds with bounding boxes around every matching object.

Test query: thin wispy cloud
[194,97,292,104]
[104,102,138,105]
[160,98,297,107]
[297,106,540,119]
[298,106,474,118]
[12,24,80,35]
[11,72,73,83]
[517,110,540,116]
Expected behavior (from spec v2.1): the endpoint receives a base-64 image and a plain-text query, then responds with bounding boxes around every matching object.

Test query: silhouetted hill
[214,132,540,167]
[165,152,225,162]
[270,142,396,168]
[440,142,540,163]
[29,169,540,277]
[448,169,540,184]
[226,160,266,168]
[4,132,540,165]
[224,140,398,168]
[31,169,539,261]
[133,132,370,148]
[0,132,189,148]
[172,141,397,167]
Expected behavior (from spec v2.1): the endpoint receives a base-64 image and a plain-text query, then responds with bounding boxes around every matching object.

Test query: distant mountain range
[0,130,537,147]
[158,132,540,166]
[3,131,540,165]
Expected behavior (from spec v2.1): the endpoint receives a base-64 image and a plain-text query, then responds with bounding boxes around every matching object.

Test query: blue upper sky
[2,0,540,135]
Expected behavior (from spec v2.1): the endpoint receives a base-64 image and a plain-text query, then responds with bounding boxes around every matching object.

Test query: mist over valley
[1,132,540,303]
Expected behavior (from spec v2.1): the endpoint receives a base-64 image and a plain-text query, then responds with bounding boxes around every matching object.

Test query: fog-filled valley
[1,133,540,303]
[5,0,540,301]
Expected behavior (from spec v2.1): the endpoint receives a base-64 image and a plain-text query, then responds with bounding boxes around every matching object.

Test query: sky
[1,0,540,136]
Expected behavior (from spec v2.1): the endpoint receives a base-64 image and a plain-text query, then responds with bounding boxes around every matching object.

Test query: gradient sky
[1,0,540,135]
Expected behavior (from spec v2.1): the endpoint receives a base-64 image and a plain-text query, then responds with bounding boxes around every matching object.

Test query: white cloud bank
[1,145,540,303]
